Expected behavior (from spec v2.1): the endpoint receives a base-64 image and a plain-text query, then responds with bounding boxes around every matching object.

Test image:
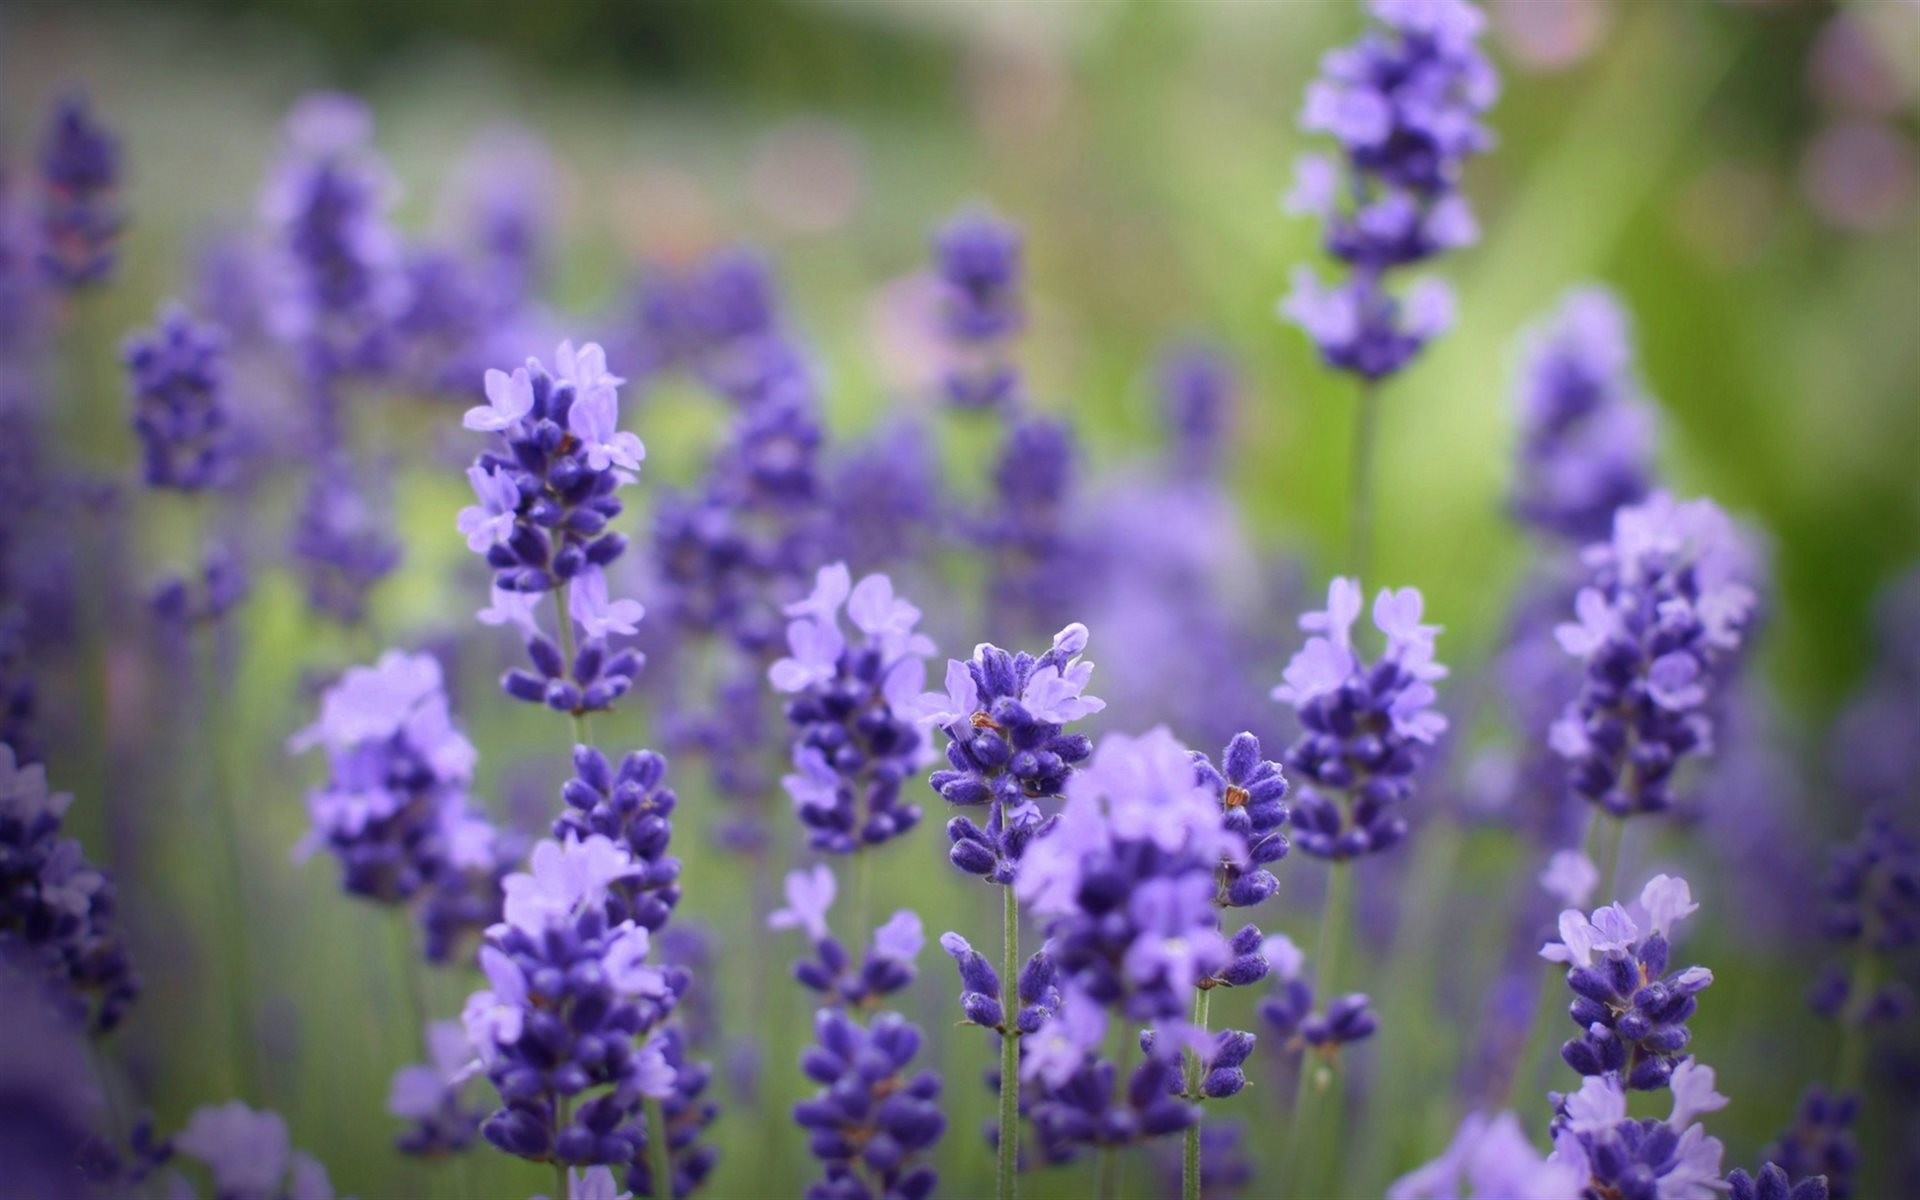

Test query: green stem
[1182,986,1214,1200]
[853,845,875,958]
[1836,937,1880,1093]
[999,882,1021,1200]
[1283,861,1353,1197]
[1589,810,1628,904]
[196,614,262,1101]
[552,584,591,746]
[1347,382,1382,580]
[647,1091,674,1200]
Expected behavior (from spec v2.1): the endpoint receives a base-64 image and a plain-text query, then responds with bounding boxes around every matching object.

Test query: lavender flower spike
[1387,1110,1583,1200]
[1548,1064,1728,1199]
[771,563,936,852]
[1540,873,1713,1090]
[1272,578,1447,859]
[917,622,1105,883]
[37,90,122,288]
[173,1100,338,1200]
[123,303,233,492]
[1282,0,1497,379]
[1550,493,1760,816]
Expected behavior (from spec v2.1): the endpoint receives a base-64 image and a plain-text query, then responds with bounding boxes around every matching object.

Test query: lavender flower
[173,1100,338,1200]
[1016,728,1249,1023]
[977,416,1085,632]
[792,1008,944,1200]
[1726,1161,1833,1200]
[461,341,649,716]
[553,746,682,933]
[0,743,139,1033]
[288,651,506,962]
[1157,343,1237,475]
[149,542,251,630]
[917,622,1105,883]
[1550,494,1760,816]
[259,93,407,401]
[1192,731,1291,908]
[931,210,1024,410]
[1510,288,1657,544]
[290,455,403,626]
[1257,933,1378,1059]
[1387,1110,1583,1199]
[463,835,690,1185]
[1762,1089,1857,1200]
[771,865,925,1009]
[1024,1009,1198,1159]
[1272,577,1447,858]
[1548,1064,1729,1200]
[1282,0,1496,378]
[1540,874,1713,1091]
[37,91,122,288]
[123,304,233,492]
[389,1020,486,1157]
[770,564,935,853]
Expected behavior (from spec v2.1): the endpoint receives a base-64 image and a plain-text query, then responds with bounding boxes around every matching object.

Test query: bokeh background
[3,0,1917,1197]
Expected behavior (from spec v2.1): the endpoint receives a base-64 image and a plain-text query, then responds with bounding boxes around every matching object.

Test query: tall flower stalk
[918,624,1105,1199]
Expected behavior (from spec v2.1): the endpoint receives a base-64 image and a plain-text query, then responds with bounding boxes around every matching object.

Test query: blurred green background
[3,0,1917,1197]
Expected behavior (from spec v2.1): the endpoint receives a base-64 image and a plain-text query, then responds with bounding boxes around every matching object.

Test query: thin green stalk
[1836,934,1880,1093]
[552,584,591,746]
[647,1090,675,1200]
[1182,986,1214,1200]
[1093,1147,1113,1200]
[1591,810,1628,904]
[853,844,875,956]
[196,617,263,1101]
[1347,382,1383,580]
[999,882,1021,1200]
[1283,861,1352,1197]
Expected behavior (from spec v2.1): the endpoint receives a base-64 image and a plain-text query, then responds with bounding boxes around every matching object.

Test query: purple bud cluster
[388,1020,487,1157]
[1192,732,1291,908]
[36,91,122,289]
[1017,729,1258,1023]
[1272,578,1447,859]
[918,623,1105,883]
[978,415,1085,633]
[1157,344,1236,475]
[555,747,683,933]
[289,650,509,963]
[1282,0,1495,379]
[1762,1088,1857,1200]
[1550,494,1760,816]
[1808,812,1919,1029]
[0,744,139,1033]
[1510,289,1657,545]
[122,304,233,492]
[1546,1063,1730,1200]
[291,455,403,626]
[793,1009,945,1200]
[930,210,1024,410]
[1023,1007,1196,1161]
[148,543,250,629]
[770,564,935,854]
[1257,935,1378,1057]
[773,869,924,1010]
[1541,874,1713,1091]
[1728,1161,1833,1200]
[938,933,1057,1038]
[259,93,407,397]
[462,835,717,1195]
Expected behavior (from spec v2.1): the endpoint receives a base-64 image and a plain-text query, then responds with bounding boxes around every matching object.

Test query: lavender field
[1,1,1917,1198]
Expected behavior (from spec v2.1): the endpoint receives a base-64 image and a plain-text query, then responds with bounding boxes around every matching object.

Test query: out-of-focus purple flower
[919,623,1105,883]
[123,303,234,492]
[1807,811,1918,1029]
[1548,1066,1728,1200]
[1273,577,1447,859]
[1761,1088,1856,1200]
[1830,567,1920,808]
[258,93,408,450]
[174,1100,337,1200]
[389,1020,486,1157]
[1726,1160,1833,1200]
[822,420,940,573]
[288,650,507,963]
[439,125,558,309]
[975,414,1088,634]
[0,743,139,1032]
[1282,0,1497,379]
[1157,343,1238,474]
[1509,288,1657,544]
[1387,1109,1584,1199]
[1258,932,1378,1060]
[148,541,251,631]
[1540,874,1713,1091]
[930,209,1024,410]
[1550,493,1760,817]
[37,90,122,289]
[290,454,403,626]
[1540,849,1599,908]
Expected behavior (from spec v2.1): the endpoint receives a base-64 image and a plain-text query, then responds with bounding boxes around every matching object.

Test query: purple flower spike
[37,90,122,288]
[1282,0,1496,379]
[1273,578,1447,860]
